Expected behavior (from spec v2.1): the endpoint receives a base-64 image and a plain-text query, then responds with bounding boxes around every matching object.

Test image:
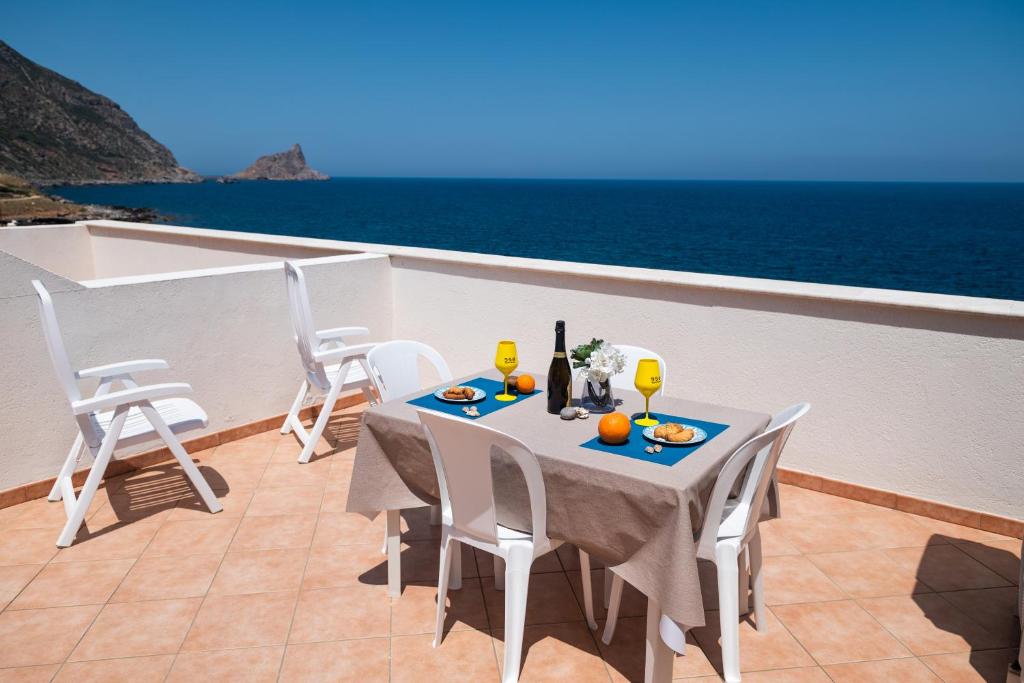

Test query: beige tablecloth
[346,370,770,629]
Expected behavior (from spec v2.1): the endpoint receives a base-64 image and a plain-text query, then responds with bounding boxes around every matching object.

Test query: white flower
[581,342,626,383]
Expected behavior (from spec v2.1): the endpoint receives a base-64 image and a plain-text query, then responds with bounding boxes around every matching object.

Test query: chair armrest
[314,342,376,364]
[71,382,193,415]
[76,359,170,379]
[316,326,369,342]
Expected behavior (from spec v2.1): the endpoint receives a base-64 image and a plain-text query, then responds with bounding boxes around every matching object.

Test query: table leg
[386,509,401,597]
[644,599,673,683]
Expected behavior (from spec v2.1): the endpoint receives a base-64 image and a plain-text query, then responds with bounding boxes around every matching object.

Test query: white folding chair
[281,261,377,464]
[417,410,596,683]
[600,402,810,683]
[32,280,224,548]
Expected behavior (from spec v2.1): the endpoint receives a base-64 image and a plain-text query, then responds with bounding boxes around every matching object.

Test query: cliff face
[0,41,200,185]
[232,144,328,181]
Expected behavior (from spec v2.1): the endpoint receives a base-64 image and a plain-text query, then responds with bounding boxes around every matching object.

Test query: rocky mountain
[0,40,199,185]
[231,144,328,181]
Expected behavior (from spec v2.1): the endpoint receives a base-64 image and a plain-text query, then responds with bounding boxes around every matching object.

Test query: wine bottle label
[553,352,566,358]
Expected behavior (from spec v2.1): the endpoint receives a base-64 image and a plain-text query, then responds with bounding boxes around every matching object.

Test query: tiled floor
[0,405,1019,682]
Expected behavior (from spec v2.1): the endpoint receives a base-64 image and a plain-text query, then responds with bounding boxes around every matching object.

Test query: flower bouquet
[570,338,626,413]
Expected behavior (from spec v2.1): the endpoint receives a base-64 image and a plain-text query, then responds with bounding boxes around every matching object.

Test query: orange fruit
[517,374,536,394]
[598,412,631,444]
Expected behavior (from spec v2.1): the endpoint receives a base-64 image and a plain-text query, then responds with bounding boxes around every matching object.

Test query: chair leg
[738,547,750,616]
[716,539,742,683]
[48,433,84,502]
[429,504,442,525]
[494,555,505,591]
[298,367,347,463]
[602,572,624,645]
[56,409,127,547]
[604,566,613,608]
[140,404,222,514]
[281,381,308,435]
[433,532,454,647]
[767,474,781,518]
[449,539,463,590]
[502,549,532,683]
[578,550,598,630]
[749,529,766,631]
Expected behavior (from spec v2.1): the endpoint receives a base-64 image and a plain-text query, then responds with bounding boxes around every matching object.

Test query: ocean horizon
[54,178,1024,301]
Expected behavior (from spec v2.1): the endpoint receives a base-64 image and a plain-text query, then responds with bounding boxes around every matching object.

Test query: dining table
[346,369,770,683]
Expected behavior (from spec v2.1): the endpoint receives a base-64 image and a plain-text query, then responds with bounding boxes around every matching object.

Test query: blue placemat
[579,413,730,466]
[407,377,539,419]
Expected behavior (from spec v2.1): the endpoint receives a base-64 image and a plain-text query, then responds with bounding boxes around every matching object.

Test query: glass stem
[645,396,650,421]
[504,376,508,395]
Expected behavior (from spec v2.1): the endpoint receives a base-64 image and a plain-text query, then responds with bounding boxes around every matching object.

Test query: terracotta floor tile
[693,606,817,673]
[392,630,500,683]
[778,485,885,517]
[911,515,1015,544]
[0,564,43,609]
[4,497,105,531]
[111,553,223,602]
[773,514,881,554]
[245,485,323,517]
[279,638,389,682]
[757,520,802,557]
[824,657,941,681]
[492,621,608,682]
[0,528,59,566]
[482,571,584,627]
[231,513,317,550]
[289,585,389,642]
[166,645,284,683]
[806,549,932,598]
[301,543,388,590]
[0,665,61,682]
[595,616,716,682]
[108,465,190,495]
[87,493,180,527]
[210,438,278,464]
[391,578,489,636]
[259,462,331,489]
[182,590,298,651]
[54,655,175,682]
[858,594,1012,656]
[761,555,845,605]
[318,485,352,513]
[771,600,910,665]
[885,545,1012,592]
[311,510,385,546]
[142,517,241,558]
[197,461,268,490]
[0,605,101,668]
[939,587,1021,644]
[52,521,161,562]
[952,538,1022,584]
[9,558,134,609]
[396,540,480,582]
[741,668,832,682]
[209,548,308,595]
[566,569,646,621]
[850,510,947,549]
[474,547,563,577]
[920,648,1018,682]
[70,597,201,661]
[399,506,443,541]
[167,486,254,521]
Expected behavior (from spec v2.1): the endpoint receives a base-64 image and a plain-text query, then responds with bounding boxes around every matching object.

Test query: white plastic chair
[600,402,810,683]
[417,409,596,683]
[281,261,377,464]
[608,344,667,397]
[32,280,224,548]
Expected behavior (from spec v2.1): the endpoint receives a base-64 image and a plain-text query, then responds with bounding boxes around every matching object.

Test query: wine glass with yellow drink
[633,358,662,426]
[495,340,519,401]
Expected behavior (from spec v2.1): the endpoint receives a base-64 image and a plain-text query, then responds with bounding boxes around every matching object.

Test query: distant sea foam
[55,178,1024,301]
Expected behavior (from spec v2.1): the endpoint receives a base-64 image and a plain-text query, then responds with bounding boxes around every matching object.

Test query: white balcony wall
[0,224,96,281]
[0,251,393,489]
[390,256,1024,520]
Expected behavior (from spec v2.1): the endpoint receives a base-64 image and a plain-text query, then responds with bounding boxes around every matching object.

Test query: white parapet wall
[1,220,1022,521]
[0,241,393,490]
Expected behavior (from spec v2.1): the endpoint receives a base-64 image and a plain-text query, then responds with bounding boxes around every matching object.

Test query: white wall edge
[79,219,1024,319]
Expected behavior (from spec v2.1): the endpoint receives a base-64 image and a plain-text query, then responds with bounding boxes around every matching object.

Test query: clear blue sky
[5,1,1023,181]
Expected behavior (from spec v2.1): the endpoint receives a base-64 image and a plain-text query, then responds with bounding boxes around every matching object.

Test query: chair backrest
[366,340,453,403]
[283,261,330,391]
[32,280,81,404]
[696,402,810,559]
[417,409,548,546]
[608,345,667,396]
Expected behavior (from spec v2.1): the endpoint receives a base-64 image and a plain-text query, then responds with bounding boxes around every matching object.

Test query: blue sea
[54,179,1024,301]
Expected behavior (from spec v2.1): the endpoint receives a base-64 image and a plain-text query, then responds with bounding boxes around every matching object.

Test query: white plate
[434,386,487,403]
[642,423,707,446]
